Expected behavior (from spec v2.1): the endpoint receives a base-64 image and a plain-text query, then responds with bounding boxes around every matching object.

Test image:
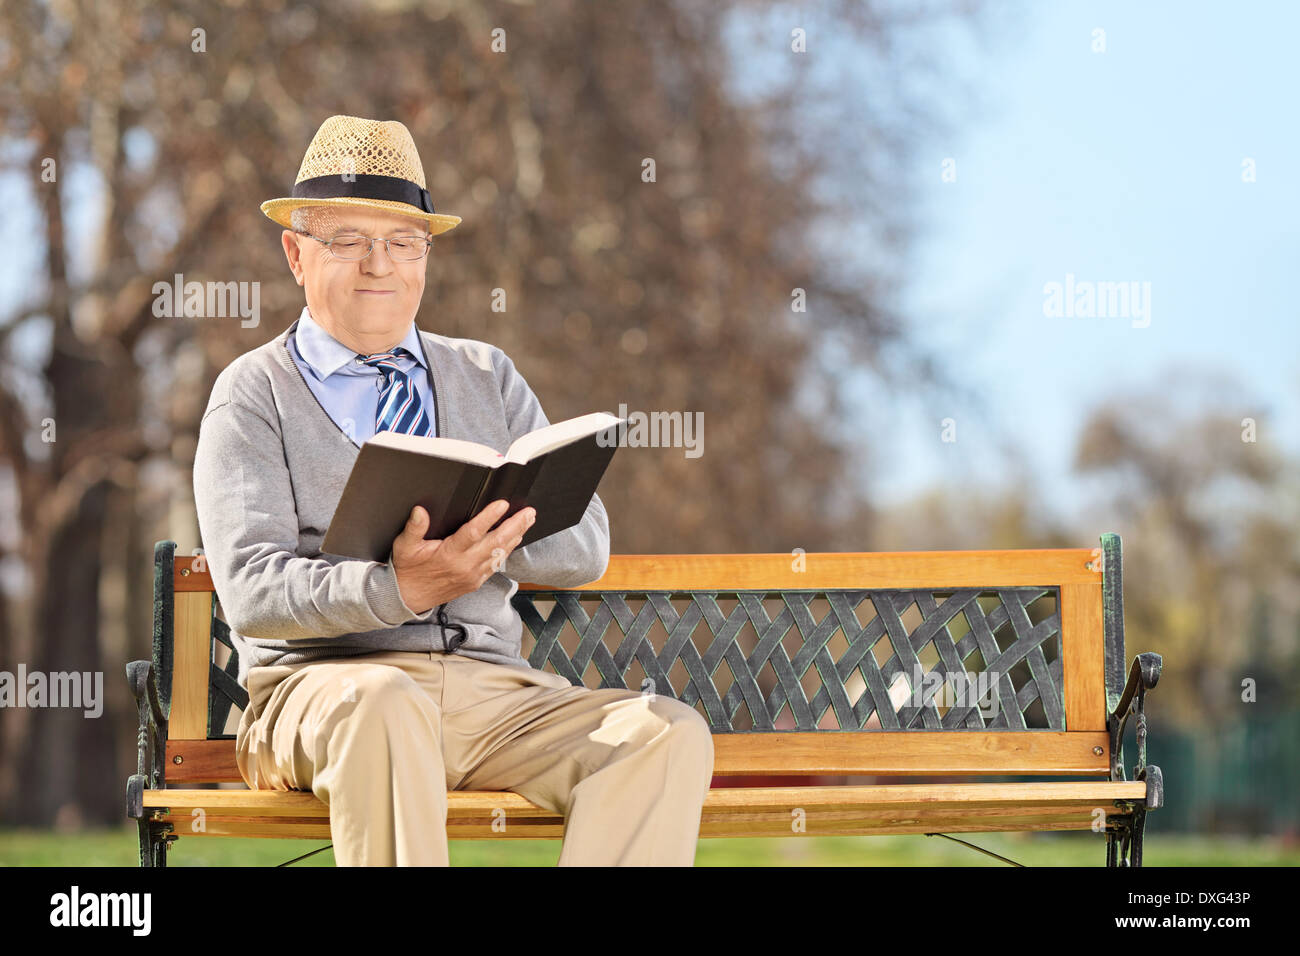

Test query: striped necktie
[358,347,434,437]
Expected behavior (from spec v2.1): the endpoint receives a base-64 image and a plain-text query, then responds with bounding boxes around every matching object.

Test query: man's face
[281,206,431,346]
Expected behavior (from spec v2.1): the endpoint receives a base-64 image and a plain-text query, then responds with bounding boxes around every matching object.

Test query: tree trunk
[12,481,116,826]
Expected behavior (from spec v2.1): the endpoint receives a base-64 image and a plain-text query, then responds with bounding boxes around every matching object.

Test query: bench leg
[1106,823,1132,868]
[138,815,173,868]
[1108,654,1164,869]
[1129,806,1147,867]
[1105,807,1147,868]
[126,661,172,867]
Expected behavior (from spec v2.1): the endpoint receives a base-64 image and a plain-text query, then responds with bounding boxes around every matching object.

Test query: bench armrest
[125,659,169,820]
[1107,652,1163,809]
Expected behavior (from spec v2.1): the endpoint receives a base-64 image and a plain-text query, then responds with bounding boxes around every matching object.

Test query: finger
[501,532,525,559]
[445,503,503,555]
[495,532,525,570]
[480,507,533,556]
[460,498,511,543]
[475,527,523,577]
[508,506,536,535]
[394,505,429,546]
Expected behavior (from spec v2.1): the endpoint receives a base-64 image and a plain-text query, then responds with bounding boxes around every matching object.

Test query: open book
[321,412,624,562]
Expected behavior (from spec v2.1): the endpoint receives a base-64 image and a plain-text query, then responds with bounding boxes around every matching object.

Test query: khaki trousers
[234,650,715,866]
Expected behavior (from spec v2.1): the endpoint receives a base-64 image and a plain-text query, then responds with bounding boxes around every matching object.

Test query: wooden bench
[126,532,1163,866]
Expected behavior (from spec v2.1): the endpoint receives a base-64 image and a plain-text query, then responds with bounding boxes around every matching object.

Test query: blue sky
[846,0,1299,517]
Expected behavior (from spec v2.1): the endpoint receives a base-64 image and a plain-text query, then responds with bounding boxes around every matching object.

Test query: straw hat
[260,114,462,236]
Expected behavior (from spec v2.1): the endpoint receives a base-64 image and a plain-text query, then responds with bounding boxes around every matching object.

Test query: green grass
[2,823,1297,866]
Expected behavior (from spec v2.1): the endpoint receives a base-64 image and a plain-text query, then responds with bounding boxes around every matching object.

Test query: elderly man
[192,115,714,866]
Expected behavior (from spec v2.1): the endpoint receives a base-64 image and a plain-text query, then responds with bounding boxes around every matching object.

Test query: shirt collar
[293,306,427,380]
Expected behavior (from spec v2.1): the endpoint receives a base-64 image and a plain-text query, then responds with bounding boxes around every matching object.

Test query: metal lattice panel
[204,586,1061,738]
[208,608,248,737]
[512,588,1062,733]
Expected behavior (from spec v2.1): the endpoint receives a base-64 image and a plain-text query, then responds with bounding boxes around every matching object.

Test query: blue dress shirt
[286,306,437,445]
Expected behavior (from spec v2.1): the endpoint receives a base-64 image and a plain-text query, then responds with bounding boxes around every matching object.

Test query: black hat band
[291,173,435,214]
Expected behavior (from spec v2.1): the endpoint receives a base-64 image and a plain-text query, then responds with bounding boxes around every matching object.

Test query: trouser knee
[320,664,441,744]
[652,697,715,768]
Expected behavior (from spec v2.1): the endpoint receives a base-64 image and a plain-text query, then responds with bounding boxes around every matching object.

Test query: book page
[366,430,505,467]
[505,412,624,464]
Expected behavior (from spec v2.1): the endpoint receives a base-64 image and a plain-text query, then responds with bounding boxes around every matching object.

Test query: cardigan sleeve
[493,350,611,587]
[193,398,436,640]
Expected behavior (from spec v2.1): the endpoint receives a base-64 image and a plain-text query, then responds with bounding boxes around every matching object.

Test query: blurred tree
[0,0,973,824]
[1071,367,1293,726]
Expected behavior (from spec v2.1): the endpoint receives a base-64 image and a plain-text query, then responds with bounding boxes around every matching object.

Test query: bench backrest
[152,534,1126,783]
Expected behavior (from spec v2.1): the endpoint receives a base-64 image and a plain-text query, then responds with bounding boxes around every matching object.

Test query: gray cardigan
[192,316,610,690]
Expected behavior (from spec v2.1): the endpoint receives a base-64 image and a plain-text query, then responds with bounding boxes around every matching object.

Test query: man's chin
[352,300,414,324]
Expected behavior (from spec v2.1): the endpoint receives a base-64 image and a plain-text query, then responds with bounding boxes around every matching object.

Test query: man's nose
[361,241,395,275]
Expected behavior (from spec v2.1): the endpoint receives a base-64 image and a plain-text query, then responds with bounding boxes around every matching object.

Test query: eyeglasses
[295,231,433,262]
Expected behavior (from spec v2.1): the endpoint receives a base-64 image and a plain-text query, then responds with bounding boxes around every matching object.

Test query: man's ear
[281,230,306,287]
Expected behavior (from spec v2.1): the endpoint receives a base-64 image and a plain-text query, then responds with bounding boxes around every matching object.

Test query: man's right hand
[391,499,536,614]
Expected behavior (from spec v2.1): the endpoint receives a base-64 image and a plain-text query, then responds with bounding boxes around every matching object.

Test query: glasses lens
[329,235,371,260]
[387,237,430,261]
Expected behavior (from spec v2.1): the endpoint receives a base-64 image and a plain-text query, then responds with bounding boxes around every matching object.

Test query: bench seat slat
[136,817,1116,841]
[142,782,1145,840]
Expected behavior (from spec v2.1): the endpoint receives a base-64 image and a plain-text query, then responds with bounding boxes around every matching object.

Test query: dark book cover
[321,412,624,562]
